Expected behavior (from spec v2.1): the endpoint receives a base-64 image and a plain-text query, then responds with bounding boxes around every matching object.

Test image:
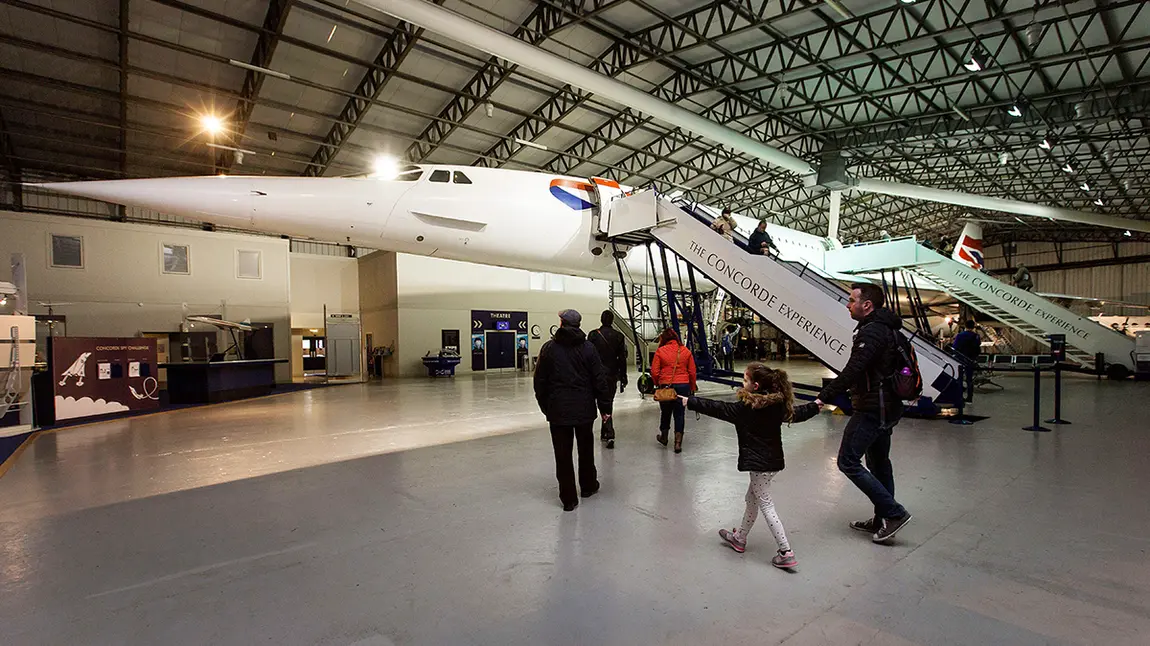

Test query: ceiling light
[899,0,917,4]
[1062,163,1074,173]
[999,152,1010,165]
[227,59,291,81]
[1025,23,1042,49]
[1102,150,1113,163]
[1094,198,1104,206]
[371,155,398,179]
[515,138,548,151]
[327,25,337,42]
[1006,105,1023,118]
[963,51,987,72]
[1123,179,1131,191]
[1125,230,1132,237]
[1039,138,1051,150]
[1080,182,1090,191]
[199,114,224,136]
[0,297,6,306]
[484,102,493,118]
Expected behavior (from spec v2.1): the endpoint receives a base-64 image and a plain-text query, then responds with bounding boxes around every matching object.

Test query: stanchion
[1045,362,1071,425]
[949,364,974,426]
[1023,367,1051,432]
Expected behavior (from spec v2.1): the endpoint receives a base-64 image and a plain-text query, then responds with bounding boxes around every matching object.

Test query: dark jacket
[687,390,820,472]
[952,329,981,360]
[534,325,613,425]
[817,307,904,414]
[588,325,627,386]
[747,228,775,255]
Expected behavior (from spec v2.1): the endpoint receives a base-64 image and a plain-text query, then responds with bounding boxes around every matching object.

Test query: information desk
[162,359,287,404]
[422,355,461,377]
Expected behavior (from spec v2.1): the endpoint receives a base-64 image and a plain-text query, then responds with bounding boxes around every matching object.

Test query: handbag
[653,347,682,402]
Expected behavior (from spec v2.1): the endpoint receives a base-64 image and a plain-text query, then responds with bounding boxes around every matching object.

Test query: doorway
[485,331,516,370]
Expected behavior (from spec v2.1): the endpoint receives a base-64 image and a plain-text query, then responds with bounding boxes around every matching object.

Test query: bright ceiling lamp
[1039,138,1052,150]
[199,114,224,135]
[1080,182,1091,191]
[899,0,917,4]
[1006,104,1023,118]
[1125,230,1133,236]
[963,51,987,72]
[372,155,399,179]
[1094,198,1104,206]
[1062,163,1074,173]
[999,152,1010,165]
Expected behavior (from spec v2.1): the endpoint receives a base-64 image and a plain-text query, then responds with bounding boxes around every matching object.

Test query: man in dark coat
[588,310,628,449]
[815,283,913,544]
[534,309,614,511]
[747,219,779,256]
[952,320,981,402]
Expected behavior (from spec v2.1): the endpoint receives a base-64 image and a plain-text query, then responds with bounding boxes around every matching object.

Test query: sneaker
[718,528,746,553]
[606,439,615,450]
[771,550,798,569]
[849,517,879,534]
[562,500,578,512]
[872,514,912,543]
[580,484,600,499]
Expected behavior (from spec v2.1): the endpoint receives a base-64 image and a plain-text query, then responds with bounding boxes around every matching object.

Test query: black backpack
[886,328,923,400]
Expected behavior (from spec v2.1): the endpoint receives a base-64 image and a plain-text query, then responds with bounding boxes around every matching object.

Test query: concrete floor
[1,361,1149,645]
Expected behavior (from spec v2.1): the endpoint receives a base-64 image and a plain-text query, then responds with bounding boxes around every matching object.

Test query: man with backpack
[815,283,914,544]
[588,310,628,449]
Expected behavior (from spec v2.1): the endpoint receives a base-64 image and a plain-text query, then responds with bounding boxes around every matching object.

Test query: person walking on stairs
[588,310,628,449]
[815,283,914,544]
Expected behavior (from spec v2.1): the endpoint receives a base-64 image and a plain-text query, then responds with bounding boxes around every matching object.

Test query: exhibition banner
[52,337,159,421]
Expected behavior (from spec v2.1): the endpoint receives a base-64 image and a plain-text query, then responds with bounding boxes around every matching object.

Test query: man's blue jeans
[837,411,908,520]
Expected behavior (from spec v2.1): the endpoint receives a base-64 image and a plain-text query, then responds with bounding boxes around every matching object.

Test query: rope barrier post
[1045,361,1071,425]
[1023,366,1051,432]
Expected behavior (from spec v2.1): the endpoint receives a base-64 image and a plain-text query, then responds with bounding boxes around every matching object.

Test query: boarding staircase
[595,190,961,406]
[823,238,1135,373]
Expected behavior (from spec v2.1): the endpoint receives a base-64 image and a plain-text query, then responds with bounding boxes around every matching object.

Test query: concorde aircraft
[33,164,842,286]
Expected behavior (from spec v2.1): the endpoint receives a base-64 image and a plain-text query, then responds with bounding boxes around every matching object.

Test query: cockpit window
[429,169,451,183]
[452,171,472,185]
[394,167,423,181]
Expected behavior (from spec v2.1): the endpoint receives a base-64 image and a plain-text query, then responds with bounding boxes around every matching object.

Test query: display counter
[421,355,461,377]
[161,359,287,404]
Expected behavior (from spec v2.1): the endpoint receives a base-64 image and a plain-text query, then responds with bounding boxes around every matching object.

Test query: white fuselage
[36,165,837,284]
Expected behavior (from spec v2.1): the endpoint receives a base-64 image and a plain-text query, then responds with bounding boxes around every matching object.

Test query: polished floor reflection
[2,364,1148,645]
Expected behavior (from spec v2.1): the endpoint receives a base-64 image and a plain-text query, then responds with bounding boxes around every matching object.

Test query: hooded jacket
[534,325,613,425]
[687,390,820,472]
[817,307,904,414]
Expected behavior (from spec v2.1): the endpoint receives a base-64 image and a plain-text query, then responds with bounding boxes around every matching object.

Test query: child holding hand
[681,363,819,569]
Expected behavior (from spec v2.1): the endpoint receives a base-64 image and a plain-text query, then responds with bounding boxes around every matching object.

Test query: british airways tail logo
[550,179,595,210]
[956,234,984,269]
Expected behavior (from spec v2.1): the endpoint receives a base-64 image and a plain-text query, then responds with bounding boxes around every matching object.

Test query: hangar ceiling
[1,0,1149,245]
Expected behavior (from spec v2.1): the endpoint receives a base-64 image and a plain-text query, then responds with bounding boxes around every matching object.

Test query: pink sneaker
[718,528,746,553]
[771,550,797,569]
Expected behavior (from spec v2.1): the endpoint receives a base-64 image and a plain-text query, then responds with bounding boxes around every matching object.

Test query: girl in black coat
[681,363,820,569]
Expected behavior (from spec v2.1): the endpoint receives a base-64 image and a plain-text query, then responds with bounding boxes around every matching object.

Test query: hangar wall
[0,210,358,383]
[983,241,1150,316]
[389,254,610,378]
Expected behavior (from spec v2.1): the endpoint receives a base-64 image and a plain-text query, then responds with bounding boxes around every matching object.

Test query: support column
[828,190,842,240]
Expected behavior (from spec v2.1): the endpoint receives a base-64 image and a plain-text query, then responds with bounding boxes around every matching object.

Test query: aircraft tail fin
[952,222,984,270]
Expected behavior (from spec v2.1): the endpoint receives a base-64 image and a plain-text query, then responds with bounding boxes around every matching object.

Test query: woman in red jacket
[650,328,697,453]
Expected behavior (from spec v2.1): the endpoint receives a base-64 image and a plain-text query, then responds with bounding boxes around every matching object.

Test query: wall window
[548,274,565,292]
[529,272,546,291]
[50,234,84,268]
[162,243,190,275]
[236,249,262,279]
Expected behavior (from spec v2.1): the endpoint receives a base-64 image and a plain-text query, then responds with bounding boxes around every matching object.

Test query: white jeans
[737,471,791,552]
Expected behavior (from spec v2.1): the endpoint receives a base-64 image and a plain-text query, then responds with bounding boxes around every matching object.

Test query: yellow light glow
[200,114,224,135]
[371,155,398,179]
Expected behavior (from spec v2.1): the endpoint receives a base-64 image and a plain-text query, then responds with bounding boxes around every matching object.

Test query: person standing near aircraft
[588,310,628,449]
[711,207,738,241]
[1013,264,1034,291]
[534,309,614,511]
[952,320,981,402]
[651,328,697,453]
[720,324,740,372]
[747,220,779,256]
[814,283,914,544]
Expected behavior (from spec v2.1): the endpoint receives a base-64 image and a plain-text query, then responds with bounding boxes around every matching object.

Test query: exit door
[485,331,516,370]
